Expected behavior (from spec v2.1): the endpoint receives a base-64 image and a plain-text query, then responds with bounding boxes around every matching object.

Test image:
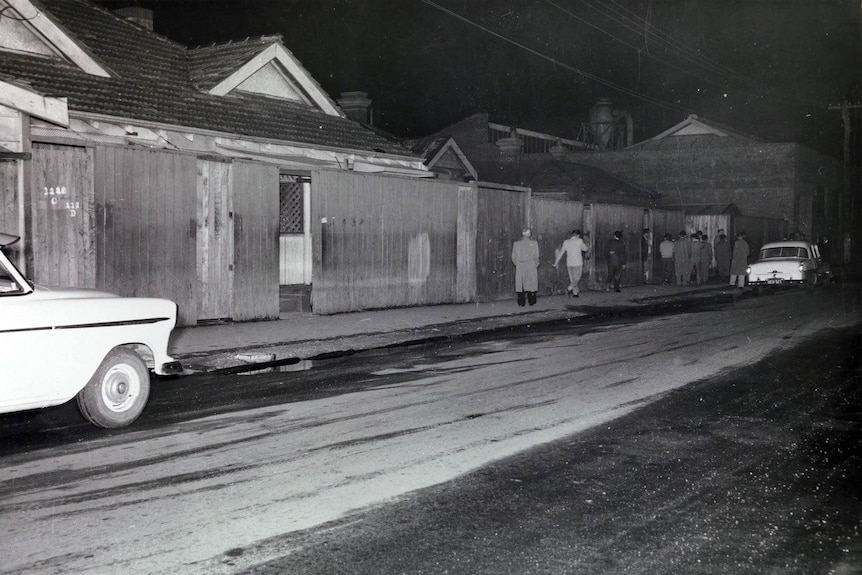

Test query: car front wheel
[77,348,151,428]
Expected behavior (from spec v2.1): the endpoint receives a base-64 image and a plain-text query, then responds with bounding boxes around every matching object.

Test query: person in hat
[512,228,540,306]
[729,231,750,288]
[605,230,626,292]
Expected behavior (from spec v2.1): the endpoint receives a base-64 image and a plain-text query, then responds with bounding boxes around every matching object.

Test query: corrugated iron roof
[473,158,661,205]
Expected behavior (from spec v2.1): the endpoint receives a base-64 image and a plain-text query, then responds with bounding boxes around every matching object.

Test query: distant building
[569,114,844,241]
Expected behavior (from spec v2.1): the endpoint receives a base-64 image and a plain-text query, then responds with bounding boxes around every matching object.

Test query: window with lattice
[279,178,304,233]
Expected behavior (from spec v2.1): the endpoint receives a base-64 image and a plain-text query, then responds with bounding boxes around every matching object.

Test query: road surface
[1,286,859,574]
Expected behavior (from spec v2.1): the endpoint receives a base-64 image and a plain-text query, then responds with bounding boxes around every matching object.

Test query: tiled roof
[187,35,283,91]
[2,0,413,156]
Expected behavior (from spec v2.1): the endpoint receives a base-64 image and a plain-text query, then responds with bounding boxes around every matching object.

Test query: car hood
[29,285,121,300]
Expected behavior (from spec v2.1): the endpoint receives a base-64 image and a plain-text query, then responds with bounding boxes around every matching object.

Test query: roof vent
[113,7,154,31]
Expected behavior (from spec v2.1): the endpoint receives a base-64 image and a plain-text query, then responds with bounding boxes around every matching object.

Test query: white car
[746,240,821,293]
[0,232,181,428]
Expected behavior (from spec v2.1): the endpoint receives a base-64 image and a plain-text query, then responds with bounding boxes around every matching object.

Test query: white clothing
[555,236,588,267]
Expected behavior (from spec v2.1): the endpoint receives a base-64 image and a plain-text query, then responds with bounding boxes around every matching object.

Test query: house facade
[0,0,472,323]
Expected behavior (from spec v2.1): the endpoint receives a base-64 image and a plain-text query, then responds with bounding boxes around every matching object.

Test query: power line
[542,0,735,92]
[419,0,697,117]
[576,0,821,111]
[586,0,751,85]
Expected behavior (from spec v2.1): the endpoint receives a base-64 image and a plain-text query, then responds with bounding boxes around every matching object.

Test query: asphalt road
[238,325,862,575]
[1,285,860,575]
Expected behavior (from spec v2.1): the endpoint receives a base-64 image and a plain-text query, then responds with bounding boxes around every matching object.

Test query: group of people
[658,229,750,288]
[511,226,755,307]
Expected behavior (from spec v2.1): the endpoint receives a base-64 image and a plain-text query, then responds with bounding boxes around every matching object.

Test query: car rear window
[759,246,809,259]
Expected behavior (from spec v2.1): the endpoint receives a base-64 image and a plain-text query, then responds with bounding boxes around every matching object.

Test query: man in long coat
[690,233,705,285]
[729,231,750,288]
[714,233,731,283]
[672,230,692,286]
[512,229,540,306]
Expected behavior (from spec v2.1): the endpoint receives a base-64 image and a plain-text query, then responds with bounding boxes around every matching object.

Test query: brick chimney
[113,7,154,30]
[337,91,372,125]
[495,129,523,160]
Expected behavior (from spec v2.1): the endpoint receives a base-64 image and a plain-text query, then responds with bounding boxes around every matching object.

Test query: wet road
[242,325,862,575]
[1,286,860,574]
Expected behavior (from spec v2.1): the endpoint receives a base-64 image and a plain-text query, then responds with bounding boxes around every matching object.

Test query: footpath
[168,282,735,375]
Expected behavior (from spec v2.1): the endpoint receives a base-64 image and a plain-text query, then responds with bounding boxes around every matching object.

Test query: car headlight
[799,264,805,272]
[746,266,751,275]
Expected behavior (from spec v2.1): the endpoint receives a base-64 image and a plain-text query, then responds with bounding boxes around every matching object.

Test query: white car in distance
[746,240,822,294]
[0,232,182,428]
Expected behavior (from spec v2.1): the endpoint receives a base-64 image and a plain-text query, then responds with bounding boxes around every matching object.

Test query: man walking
[553,229,589,297]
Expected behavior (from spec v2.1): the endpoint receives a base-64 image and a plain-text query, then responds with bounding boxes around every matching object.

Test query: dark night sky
[98,0,860,158]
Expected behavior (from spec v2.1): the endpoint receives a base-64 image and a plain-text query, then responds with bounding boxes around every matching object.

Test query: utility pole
[828,101,861,266]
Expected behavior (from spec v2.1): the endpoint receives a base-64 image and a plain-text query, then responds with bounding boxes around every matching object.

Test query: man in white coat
[553,229,589,297]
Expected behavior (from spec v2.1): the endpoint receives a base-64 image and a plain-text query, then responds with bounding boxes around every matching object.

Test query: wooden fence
[30,142,95,288]
[311,169,473,314]
[11,143,280,325]
[94,145,198,324]
[231,160,279,321]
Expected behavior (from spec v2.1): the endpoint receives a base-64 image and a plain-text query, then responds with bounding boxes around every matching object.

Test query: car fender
[0,297,177,413]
